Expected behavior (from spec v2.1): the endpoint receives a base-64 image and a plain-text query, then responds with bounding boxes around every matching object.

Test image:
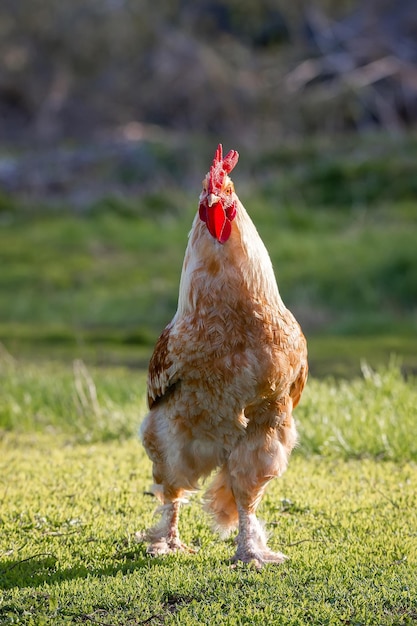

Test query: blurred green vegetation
[0,134,416,376]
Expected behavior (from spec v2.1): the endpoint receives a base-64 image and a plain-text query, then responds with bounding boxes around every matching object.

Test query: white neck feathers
[177,198,285,317]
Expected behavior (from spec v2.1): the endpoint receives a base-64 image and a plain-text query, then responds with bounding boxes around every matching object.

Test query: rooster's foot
[146,536,196,556]
[232,548,287,569]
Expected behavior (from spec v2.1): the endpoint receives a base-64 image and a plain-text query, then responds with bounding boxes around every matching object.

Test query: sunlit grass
[0,355,147,441]
[1,437,416,624]
[297,360,417,460]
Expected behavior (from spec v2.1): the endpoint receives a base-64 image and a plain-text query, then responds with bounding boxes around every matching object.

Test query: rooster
[140,144,307,567]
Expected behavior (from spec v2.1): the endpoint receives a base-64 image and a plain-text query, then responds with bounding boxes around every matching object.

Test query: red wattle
[199,204,207,223]
[218,217,232,243]
[206,202,231,243]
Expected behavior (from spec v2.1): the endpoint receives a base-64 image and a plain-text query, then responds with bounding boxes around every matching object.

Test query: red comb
[208,144,239,193]
[212,144,223,165]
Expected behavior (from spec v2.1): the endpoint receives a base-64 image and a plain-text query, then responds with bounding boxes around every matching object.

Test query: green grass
[0,354,147,442]
[1,358,416,624]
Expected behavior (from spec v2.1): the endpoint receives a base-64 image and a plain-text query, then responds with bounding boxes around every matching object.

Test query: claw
[232,548,287,568]
[147,536,196,556]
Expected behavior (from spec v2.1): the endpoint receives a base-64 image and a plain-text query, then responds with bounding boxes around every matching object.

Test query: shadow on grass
[0,544,172,590]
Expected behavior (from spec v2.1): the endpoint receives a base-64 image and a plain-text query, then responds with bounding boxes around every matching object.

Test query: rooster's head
[199,144,239,244]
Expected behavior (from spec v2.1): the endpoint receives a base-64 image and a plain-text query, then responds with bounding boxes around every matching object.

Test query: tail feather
[204,465,238,535]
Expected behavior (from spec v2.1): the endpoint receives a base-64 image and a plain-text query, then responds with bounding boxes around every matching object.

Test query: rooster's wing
[147,323,180,409]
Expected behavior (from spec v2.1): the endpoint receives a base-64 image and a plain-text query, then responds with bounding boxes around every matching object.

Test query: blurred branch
[287,55,417,93]
[285,1,417,132]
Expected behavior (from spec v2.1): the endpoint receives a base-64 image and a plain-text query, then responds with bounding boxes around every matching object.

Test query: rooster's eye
[224,185,233,196]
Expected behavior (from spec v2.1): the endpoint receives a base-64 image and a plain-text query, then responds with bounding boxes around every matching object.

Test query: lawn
[1,359,416,625]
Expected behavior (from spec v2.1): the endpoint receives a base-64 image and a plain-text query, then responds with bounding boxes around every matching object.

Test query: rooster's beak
[207,193,221,207]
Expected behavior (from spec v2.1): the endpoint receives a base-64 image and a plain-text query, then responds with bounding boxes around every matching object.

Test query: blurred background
[1,0,417,376]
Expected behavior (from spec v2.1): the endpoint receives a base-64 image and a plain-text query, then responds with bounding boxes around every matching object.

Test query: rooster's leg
[228,412,296,567]
[146,498,195,556]
[232,504,286,568]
